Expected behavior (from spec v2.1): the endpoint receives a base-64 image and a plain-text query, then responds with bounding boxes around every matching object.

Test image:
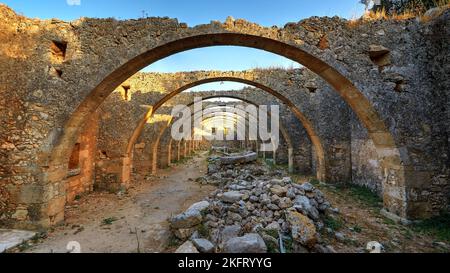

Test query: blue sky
[2,0,365,90]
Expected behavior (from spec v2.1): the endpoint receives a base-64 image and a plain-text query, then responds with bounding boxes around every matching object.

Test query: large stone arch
[4,5,448,227]
[41,33,406,226]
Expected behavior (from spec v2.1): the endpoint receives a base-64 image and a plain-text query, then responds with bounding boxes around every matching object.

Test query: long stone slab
[0,229,37,253]
[218,152,258,165]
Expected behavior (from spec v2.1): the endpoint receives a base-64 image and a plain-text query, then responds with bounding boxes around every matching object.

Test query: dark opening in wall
[49,66,63,78]
[99,150,109,159]
[368,45,391,70]
[68,143,81,170]
[50,40,68,62]
[212,127,217,135]
[394,79,405,92]
[306,86,317,93]
[121,85,131,101]
[55,68,63,78]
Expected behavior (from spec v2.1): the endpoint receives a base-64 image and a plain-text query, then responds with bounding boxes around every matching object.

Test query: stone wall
[1,3,449,227]
[95,81,321,187]
[96,70,348,182]
[66,112,99,203]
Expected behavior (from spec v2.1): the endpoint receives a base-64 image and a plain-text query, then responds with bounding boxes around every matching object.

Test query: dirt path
[26,152,215,253]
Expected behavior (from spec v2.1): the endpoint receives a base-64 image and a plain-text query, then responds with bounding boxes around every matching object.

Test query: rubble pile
[169,154,339,253]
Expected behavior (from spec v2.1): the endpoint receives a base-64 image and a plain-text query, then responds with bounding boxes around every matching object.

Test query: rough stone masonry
[0,3,448,229]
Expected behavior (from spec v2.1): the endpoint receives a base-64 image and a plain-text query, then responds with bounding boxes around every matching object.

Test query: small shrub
[352,225,363,233]
[264,229,279,239]
[282,236,294,253]
[310,178,320,186]
[404,229,414,240]
[167,235,182,248]
[17,240,32,252]
[412,212,450,242]
[348,185,382,209]
[382,217,397,226]
[324,215,345,231]
[265,239,279,253]
[197,223,210,238]
[344,238,360,247]
[101,217,118,226]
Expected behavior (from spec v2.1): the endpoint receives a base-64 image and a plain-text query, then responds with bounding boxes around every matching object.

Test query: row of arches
[39,33,408,226]
[148,96,296,174]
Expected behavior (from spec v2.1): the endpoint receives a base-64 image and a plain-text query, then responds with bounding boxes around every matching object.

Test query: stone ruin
[169,155,338,253]
[0,4,448,232]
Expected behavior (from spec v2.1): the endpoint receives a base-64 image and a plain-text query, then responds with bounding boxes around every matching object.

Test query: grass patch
[17,240,32,252]
[273,162,289,172]
[197,223,210,238]
[344,238,360,247]
[382,216,397,226]
[264,229,279,239]
[404,229,414,240]
[352,225,363,233]
[412,212,450,242]
[264,158,276,169]
[346,184,382,209]
[261,229,280,253]
[176,156,193,164]
[265,239,279,253]
[324,215,345,231]
[310,178,320,186]
[101,217,118,226]
[282,236,294,253]
[167,235,182,248]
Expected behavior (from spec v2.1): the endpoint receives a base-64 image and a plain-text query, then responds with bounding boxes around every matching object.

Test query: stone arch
[154,95,295,173]
[44,33,406,227]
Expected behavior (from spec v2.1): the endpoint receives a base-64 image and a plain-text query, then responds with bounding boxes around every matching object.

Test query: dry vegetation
[348,0,450,27]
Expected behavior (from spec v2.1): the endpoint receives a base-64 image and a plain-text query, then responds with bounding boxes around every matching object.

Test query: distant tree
[359,0,372,12]
[370,0,442,15]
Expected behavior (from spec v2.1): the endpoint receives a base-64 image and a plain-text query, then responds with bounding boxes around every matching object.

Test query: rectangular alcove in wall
[50,40,67,63]
[67,142,81,177]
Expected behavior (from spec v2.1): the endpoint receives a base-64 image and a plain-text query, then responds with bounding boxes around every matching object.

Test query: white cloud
[67,0,81,6]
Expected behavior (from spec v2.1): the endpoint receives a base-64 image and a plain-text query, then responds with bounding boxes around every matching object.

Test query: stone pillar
[167,143,172,167]
[151,144,158,175]
[288,148,294,174]
[122,156,132,187]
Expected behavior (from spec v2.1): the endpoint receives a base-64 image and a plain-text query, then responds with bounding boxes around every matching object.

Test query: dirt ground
[23,152,214,253]
[301,178,450,253]
[13,153,448,253]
